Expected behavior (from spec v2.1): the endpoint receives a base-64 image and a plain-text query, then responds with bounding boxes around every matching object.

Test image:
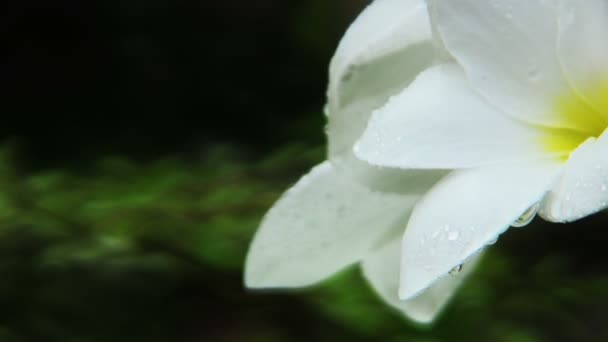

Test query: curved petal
[354,64,550,170]
[540,131,608,222]
[399,160,562,299]
[362,237,483,323]
[331,152,446,196]
[327,0,435,157]
[245,161,421,288]
[432,0,600,132]
[557,0,608,121]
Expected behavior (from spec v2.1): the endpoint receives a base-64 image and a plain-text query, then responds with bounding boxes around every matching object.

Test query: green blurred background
[3,0,608,341]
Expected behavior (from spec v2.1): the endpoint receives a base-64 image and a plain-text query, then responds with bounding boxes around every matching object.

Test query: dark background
[5,0,366,166]
[2,1,608,341]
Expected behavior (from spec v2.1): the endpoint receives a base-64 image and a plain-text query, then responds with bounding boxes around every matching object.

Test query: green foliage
[0,144,607,341]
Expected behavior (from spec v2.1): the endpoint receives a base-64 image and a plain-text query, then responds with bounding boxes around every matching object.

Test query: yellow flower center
[542,81,608,159]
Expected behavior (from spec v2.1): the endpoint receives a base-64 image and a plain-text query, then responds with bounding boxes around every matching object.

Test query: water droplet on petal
[525,56,541,82]
[449,264,463,276]
[527,67,541,82]
[431,229,440,239]
[511,203,540,228]
[340,65,356,83]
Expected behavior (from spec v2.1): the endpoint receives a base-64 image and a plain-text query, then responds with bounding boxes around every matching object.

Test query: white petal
[245,161,421,288]
[540,131,608,222]
[362,237,483,323]
[557,0,608,120]
[354,64,550,169]
[327,0,435,157]
[399,160,562,299]
[433,0,596,131]
[331,152,446,196]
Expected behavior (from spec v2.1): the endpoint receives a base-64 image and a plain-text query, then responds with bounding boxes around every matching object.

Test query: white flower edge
[245,0,481,323]
[362,237,483,323]
[245,0,435,289]
[326,0,434,158]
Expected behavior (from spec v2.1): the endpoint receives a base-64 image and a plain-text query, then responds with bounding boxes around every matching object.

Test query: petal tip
[352,133,390,168]
[408,313,437,325]
[352,140,370,163]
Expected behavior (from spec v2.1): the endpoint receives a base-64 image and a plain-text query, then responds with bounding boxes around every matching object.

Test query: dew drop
[511,203,540,228]
[340,65,356,83]
[527,67,541,82]
[447,230,460,241]
[449,264,463,276]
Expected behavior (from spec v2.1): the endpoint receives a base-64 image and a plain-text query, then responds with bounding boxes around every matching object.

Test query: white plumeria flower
[245,0,482,323]
[354,0,608,300]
